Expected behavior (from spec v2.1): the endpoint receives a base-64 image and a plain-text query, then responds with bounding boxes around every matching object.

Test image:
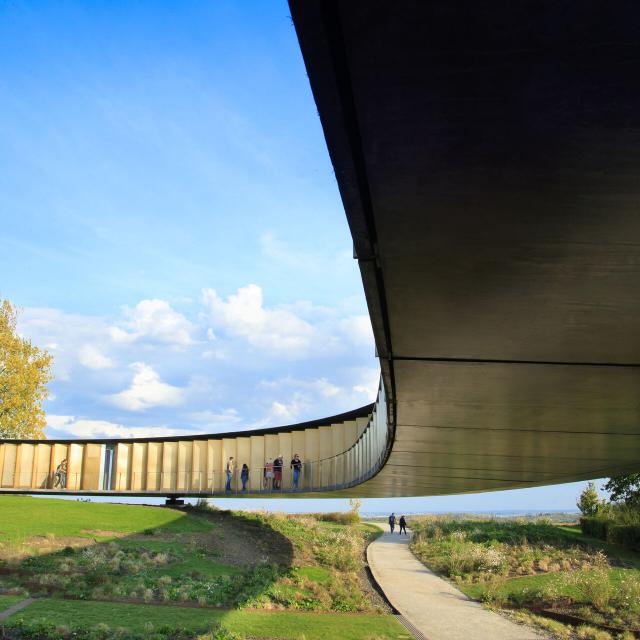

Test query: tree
[0,299,53,439]
[577,481,603,516]
[603,473,640,505]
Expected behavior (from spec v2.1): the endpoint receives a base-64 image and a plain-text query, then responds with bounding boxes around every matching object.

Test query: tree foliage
[0,299,53,439]
[603,473,640,505]
[577,481,603,516]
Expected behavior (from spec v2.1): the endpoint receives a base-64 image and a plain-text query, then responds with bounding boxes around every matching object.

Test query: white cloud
[202,285,315,356]
[78,344,114,370]
[352,367,381,400]
[109,362,184,411]
[110,299,194,346]
[46,415,197,439]
[340,315,375,347]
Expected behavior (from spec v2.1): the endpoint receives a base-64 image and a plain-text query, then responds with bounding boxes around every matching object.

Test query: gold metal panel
[146,442,163,491]
[192,441,207,492]
[115,443,131,491]
[161,442,177,491]
[82,444,102,490]
[2,444,17,487]
[177,441,192,491]
[207,440,222,491]
[131,443,148,491]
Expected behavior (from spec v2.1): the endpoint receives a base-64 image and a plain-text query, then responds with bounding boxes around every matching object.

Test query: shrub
[607,524,640,551]
[313,511,359,525]
[579,517,611,540]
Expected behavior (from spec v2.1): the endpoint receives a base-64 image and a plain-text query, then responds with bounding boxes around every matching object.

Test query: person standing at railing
[273,454,283,490]
[291,453,302,490]
[53,459,67,489]
[240,463,249,492]
[264,458,274,489]
[225,456,235,492]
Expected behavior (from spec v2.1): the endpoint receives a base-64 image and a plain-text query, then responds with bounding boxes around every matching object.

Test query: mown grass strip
[7,598,407,639]
[0,595,24,611]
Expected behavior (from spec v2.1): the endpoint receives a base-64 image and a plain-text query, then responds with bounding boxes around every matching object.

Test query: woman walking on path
[240,464,249,492]
[388,512,396,533]
[399,515,407,535]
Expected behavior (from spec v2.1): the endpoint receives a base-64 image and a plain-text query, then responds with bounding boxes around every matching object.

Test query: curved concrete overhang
[289,0,640,496]
[3,1,640,499]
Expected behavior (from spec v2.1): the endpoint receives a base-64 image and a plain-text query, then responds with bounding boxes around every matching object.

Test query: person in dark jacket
[388,512,396,533]
[399,515,407,535]
[291,453,302,489]
[240,464,249,492]
[273,455,283,490]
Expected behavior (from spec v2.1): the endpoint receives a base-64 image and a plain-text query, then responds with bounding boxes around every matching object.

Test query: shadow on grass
[0,503,294,611]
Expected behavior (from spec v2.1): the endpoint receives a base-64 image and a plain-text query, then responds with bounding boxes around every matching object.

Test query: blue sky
[2,0,601,512]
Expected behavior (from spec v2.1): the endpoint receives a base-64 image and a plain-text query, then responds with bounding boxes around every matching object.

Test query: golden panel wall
[249,436,264,491]
[82,444,102,490]
[192,441,207,491]
[162,442,178,491]
[305,428,319,487]
[147,442,163,491]
[33,443,52,489]
[278,432,292,488]
[115,443,131,491]
[16,444,35,487]
[207,440,222,491]
[177,441,193,491]
[131,443,148,491]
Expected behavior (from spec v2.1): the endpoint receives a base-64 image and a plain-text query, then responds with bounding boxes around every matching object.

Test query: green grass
[8,599,408,640]
[0,495,212,544]
[0,594,24,610]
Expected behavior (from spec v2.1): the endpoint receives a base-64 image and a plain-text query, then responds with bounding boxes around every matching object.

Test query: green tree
[603,473,640,505]
[577,481,603,516]
[0,299,53,439]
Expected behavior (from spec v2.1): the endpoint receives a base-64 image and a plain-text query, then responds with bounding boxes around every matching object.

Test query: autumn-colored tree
[0,299,53,439]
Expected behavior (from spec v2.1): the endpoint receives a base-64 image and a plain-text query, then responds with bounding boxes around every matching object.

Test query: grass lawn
[8,599,408,640]
[0,594,24,610]
[0,495,211,545]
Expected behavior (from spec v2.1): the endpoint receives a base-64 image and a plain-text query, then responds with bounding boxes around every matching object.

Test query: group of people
[388,512,408,535]
[225,453,304,492]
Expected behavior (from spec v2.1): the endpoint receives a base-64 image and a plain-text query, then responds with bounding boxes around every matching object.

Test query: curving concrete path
[367,525,545,640]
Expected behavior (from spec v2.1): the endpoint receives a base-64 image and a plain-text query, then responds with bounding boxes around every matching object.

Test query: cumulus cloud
[46,415,197,439]
[110,299,194,346]
[78,344,114,370]
[202,285,315,356]
[340,315,375,347]
[109,362,184,411]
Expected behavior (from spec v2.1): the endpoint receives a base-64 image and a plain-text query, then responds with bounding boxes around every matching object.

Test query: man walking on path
[225,456,235,492]
[399,515,407,535]
[388,512,396,533]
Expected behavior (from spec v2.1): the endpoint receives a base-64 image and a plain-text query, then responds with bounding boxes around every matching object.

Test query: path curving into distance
[366,525,545,640]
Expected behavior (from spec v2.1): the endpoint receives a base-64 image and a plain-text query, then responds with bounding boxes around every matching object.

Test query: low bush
[607,524,640,551]
[312,512,360,525]
[579,517,611,541]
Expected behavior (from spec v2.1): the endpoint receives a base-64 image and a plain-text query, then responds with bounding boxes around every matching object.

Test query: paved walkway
[0,597,36,621]
[367,526,544,640]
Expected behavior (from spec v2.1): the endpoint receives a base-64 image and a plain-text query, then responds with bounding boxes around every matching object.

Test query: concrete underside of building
[2,0,640,498]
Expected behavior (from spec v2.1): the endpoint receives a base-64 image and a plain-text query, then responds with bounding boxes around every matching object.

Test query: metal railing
[1,386,389,496]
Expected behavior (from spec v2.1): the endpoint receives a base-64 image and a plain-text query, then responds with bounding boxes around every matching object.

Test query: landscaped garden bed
[410,516,640,639]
